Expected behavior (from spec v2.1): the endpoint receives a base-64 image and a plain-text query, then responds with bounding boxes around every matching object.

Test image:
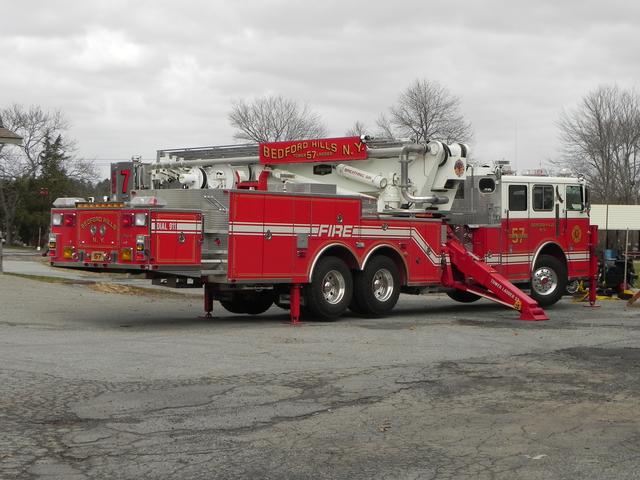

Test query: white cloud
[69,28,146,72]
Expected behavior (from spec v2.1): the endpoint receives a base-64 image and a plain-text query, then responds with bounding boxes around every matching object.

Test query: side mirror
[582,186,590,213]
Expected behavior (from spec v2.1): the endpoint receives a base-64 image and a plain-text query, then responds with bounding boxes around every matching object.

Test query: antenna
[514,120,518,171]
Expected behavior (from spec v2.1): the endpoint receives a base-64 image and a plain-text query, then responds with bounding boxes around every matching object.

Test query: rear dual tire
[306,255,401,320]
[304,256,353,321]
[349,256,401,317]
[222,255,402,321]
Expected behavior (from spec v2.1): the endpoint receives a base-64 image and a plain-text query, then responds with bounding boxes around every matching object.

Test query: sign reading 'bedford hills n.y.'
[259,136,367,164]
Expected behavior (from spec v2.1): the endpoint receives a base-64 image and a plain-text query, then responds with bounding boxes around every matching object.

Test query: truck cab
[449,166,590,305]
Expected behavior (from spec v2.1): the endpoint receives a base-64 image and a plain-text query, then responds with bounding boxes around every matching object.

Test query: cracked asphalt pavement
[1,264,640,479]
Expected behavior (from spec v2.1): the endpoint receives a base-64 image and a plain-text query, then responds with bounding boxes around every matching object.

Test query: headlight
[136,234,146,251]
[134,213,147,226]
[52,213,63,225]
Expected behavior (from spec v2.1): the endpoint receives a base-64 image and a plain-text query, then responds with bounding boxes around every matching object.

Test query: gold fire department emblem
[454,159,465,177]
[571,225,582,243]
[513,299,522,311]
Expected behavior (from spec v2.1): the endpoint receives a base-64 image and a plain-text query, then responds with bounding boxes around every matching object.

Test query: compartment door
[150,211,202,265]
[229,193,265,279]
[262,195,295,279]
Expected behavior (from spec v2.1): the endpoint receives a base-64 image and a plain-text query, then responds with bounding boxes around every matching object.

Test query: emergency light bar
[52,197,86,208]
[521,169,550,177]
[129,196,166,207]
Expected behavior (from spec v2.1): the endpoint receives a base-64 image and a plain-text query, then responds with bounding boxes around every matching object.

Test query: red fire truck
[48,136,597,322]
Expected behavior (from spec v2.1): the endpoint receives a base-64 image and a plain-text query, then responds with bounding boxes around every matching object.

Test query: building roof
[0,126,22,145]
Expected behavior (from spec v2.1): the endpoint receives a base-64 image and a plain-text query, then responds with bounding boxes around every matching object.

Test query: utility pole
[37,187,49,250]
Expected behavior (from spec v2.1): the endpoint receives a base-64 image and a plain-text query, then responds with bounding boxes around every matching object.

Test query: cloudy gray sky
[1,0,638,178]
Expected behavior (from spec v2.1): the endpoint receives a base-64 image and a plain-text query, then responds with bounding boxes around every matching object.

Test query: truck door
[503,183,531,281]
[529,183,558,264]
[562,184,590,277]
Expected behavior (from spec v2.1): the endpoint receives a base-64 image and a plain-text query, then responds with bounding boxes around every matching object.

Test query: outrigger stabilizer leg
[202,283,214,319]
[442,236,549,321]
[289,284,302,325]
[587,225,600,308]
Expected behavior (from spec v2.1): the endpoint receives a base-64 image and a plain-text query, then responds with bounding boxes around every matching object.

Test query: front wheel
[350,256,401,316]
[530,254,567,307]
[305,256,353,321]
[446,289,481,303]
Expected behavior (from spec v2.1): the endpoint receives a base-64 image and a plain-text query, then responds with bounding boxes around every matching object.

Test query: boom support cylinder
[399,144,449,205]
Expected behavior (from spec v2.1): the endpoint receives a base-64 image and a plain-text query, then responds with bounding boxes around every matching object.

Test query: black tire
[219,291,274,315]
[219,298,246,314]
[348,281,366,314]
[351,256,401,316]
[348,295,366,314]
[304,256,353,321]
[244,292,274,314]
[530,254,567,307]
[446,289,481,303]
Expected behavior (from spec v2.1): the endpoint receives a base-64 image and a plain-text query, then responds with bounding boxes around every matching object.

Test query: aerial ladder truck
[48,136,598,322]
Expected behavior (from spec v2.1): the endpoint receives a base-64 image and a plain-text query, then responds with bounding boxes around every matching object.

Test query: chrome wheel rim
[322,270,346,305]
[532,266,558,296]
[372,268,394,302]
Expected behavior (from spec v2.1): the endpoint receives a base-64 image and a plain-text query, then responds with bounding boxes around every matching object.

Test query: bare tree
[228,95,327,143]
[1,105,68,177]
[384,79,473,144]
[0,104,94,181]
[0,105,95,243]
[345,121,368,137]
[558,85,640,204]
[375,114,396,139]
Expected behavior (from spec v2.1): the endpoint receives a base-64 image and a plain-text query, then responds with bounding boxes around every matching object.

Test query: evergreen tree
[39,133,71,201]
[15,133,72,245]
